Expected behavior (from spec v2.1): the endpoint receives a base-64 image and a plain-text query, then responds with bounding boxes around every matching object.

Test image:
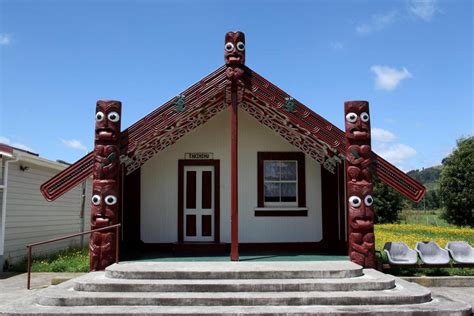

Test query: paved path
[0,272,472,313]
[430,287,474,312]
[0,272,84,307]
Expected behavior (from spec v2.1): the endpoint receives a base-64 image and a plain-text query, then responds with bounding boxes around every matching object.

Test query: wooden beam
[230,85,239,261]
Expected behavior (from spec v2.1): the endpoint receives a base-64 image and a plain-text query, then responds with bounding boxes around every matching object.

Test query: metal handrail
[26,223,121,289]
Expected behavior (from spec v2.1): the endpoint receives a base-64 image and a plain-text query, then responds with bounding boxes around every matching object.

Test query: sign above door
[185,152,214,160]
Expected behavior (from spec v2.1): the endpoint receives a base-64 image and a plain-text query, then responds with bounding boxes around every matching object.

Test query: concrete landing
[106,261,363,279]
[75,269,395,292]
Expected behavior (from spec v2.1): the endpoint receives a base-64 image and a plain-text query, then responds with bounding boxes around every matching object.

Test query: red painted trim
[177,162,184,243]
[257,152,306,208]
[230,85,239,261]
[40,152,94,201]
[178,159,220,243]
[42,65,425,203]
[243,68,425,202]
[255,210,308,217]
[338,162,346,242]
[0,144,13,155]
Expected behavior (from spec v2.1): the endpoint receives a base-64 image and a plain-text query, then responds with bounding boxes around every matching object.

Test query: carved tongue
[95,218,109,227]
[355,219,371,229]
[354,131,367,139]
[99,131,113,140]
[229,56,240,63]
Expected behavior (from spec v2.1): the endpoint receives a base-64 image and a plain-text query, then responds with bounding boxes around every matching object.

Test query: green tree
[373,176,404,223]
[439,136,474,227]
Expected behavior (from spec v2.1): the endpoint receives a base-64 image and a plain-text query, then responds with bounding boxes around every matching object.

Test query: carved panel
[345,101,375,268]
[90,100,122,271]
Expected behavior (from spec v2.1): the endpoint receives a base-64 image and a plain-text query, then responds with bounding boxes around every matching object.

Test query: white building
[0,144,91,269]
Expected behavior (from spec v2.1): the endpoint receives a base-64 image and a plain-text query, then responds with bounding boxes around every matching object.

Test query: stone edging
[402,276,474,287]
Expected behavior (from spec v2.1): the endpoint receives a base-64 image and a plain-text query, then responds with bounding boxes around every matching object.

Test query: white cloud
[374,143,417,166]
[0,34,11,45]
[330,41,344,50]
[0,136,35,152]
[356,11,397,34]
[408,0,438,21]
[372,128,396,142]
[61,139,88,152]
[370,65,413,91]
[356,24,372,34]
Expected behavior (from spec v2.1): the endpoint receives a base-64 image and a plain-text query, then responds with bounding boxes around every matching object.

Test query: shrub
[439,136,474,227]
[373,177,403,223]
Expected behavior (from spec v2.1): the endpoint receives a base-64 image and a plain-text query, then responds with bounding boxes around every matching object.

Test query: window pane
[264,161,280,181]
[281,183,297,202]
[264,183,280,202]
[281,161,297,180]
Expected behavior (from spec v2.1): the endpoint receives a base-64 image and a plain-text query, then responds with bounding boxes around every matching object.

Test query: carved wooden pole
[344,101,375,268]
[90,100,122,271]
[225,31,245,261]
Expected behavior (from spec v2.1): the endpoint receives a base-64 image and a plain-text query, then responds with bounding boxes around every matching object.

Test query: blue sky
[0,0,472,171]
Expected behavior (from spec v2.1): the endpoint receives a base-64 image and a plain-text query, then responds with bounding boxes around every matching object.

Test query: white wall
[141,107,323,243]
[3,161,92,265]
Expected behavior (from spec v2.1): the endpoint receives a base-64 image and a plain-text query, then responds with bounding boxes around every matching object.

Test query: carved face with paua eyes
[344,101,371,141]
[348,183,374,232]
[91,180,118,226]
[224,31,245,65]
[95,100,121,142]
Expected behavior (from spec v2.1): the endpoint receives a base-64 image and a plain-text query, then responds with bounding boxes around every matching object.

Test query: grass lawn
[10,210,473,276]
[399,209,451,227]
[11,247,89,273]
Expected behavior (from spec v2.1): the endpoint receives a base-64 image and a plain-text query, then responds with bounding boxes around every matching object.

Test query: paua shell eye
[360,112,370,122]
[349,196,362,208]
[91,195,101,205]
[346,112,358,123]
[364,195,374,206]
[105,195,117,205]
[96,112,105,122]
[108,111,120,122]
[225,42,234,52]
[236,42,245,51]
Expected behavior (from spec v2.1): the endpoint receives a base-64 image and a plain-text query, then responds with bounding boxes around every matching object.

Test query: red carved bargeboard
[40,37,425,204]
[344,101,375,268]
[90,100,122,271]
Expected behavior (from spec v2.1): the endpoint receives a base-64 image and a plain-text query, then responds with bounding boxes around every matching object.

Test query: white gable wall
[141,107,322,243]
[3,160,92,265]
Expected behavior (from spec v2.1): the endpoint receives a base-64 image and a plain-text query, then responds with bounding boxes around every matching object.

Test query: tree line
[373,136,473,227]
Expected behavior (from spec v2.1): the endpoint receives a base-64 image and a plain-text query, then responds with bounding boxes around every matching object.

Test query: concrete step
[38,278,431,306]
[105,261,363,279]
[74,269,395,292]
[1,296,472,316]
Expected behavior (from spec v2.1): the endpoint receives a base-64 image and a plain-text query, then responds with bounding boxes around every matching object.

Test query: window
[264,160,298,206]
[257,152,306,211]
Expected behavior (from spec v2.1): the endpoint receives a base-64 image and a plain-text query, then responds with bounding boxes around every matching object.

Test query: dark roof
[41,65,425,202]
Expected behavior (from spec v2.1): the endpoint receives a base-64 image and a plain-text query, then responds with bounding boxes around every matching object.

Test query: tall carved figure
[224,31,245,83]
[90,100,121,271]
[344,101,375,268]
